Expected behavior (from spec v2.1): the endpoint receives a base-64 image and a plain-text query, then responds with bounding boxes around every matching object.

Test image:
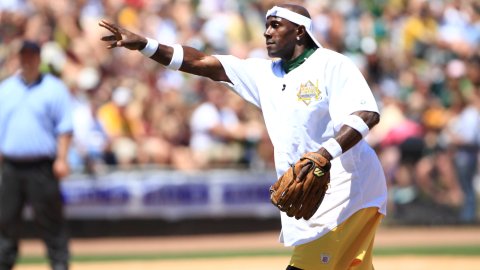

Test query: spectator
[70,66,112,174]
[0,40,72,270]
[443,55,480,224]
[97,85,145,167]
[401,0,438,58]
[189,80,259,168]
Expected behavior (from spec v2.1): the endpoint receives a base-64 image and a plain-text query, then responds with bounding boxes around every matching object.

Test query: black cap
[19,40,41,54]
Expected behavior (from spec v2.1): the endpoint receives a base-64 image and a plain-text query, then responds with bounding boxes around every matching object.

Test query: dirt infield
[15,256,480,270]
[17,226,480,270]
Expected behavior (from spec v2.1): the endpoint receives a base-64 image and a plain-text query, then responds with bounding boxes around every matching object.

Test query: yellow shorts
[289,207,383,270]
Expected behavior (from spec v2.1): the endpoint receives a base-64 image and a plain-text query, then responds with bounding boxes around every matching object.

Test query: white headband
[266,6,322,48]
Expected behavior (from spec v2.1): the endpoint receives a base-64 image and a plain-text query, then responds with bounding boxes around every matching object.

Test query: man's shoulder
[0,74,20,88]
[312,48,357,71]
[41,73,67,86]
[216,54,272,68]
[314,47,349,62]
[242,56,274,69]
[41,73,71,94]
[0,75,22,100]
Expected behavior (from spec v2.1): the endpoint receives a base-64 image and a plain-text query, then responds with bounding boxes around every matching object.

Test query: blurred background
[1,0,480,239]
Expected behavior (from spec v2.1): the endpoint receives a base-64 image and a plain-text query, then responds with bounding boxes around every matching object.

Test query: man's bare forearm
[56,133,72,161]
[317,111,380,160]
[150,45,230,82]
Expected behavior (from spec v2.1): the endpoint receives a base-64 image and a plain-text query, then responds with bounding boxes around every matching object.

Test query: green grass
[18,249,290,264]
[373,245,480,256]
[18,245,480,265]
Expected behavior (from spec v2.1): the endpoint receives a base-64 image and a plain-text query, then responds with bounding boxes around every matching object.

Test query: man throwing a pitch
[100,3,387,269]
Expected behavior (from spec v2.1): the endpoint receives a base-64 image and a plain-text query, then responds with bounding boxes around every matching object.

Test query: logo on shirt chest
[297,80,321,105]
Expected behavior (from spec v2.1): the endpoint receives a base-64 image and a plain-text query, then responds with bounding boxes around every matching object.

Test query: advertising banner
[61,169,279,220]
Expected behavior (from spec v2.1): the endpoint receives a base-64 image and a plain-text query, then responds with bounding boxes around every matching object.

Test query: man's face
[264,16,298,59]
[19,50,41,72]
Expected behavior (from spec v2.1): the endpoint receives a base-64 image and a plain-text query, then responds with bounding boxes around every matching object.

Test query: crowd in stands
[1,0,480,223]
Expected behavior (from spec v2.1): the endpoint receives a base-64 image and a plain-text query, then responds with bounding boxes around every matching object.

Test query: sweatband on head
[166,44,184,70]
[265,6,322,48]
[344,114,370,137]
[139,37,159,57]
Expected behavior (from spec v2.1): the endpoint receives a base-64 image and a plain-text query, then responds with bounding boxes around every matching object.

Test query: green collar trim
[282,47,317,74]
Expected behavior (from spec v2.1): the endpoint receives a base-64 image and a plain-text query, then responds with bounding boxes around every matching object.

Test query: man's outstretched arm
[98,20,230,82]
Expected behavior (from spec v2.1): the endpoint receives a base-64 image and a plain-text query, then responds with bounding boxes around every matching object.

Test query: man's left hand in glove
[269,152,331,220]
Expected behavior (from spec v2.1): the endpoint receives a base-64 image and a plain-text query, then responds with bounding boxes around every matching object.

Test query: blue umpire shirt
[0,72,73,159]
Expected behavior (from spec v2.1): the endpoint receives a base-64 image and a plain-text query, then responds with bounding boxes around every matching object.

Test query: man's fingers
[99,20,120,36]
[98,20,113,32]
[99,20,141,50]
[99,20,115,30]
[296,162,312,182]
[106,41,122,49]
[99,20,125,49]
[101,35,118,41]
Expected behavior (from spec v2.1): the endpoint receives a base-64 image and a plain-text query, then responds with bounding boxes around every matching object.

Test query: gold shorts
[289,207,383,270]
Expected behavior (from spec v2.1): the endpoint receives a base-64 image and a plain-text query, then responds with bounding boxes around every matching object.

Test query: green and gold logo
[297,80,321,105]
[313,167,324,177]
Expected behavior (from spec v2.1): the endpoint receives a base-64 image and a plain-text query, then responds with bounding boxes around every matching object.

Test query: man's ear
[296,25,307,41]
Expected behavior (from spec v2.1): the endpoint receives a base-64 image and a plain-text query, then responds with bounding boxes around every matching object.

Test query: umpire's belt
[2,155,54,166]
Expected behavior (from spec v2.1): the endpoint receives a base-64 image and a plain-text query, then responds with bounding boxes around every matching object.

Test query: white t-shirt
[72,97,108,154]
[189,102,239,150]
[214,48,387,246]
[447,105,480,146]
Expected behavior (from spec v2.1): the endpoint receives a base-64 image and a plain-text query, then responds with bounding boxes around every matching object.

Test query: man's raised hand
[99,20,147,50]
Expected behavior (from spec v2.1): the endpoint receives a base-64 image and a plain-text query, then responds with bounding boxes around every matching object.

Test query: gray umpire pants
[0,158,69,270]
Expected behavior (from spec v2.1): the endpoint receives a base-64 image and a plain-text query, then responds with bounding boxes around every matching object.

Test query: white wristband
[139,37,159,57]
[344,114,370,137]
[321,138,343,159]
[166,44,184,70]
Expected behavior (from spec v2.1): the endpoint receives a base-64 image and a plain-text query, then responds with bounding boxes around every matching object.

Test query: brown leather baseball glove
[269,152,331,220]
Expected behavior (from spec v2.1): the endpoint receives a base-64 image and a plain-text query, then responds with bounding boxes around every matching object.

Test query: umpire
[0,40,73,270]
